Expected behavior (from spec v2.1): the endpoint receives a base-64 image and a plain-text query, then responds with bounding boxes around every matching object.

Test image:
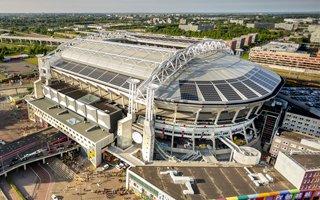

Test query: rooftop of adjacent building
[253,42,300,53]
[129,165,295,200]
[287,152,320,170]
[277,130,317,143]
[28,97,113,143]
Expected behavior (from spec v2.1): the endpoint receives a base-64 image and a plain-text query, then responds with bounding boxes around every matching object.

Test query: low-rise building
[282,111,320,137]
[311,30,320,44]
[269,131,320,158]
[126,165,303,200]
[275,23,299,31]
[246,22,275,29]
[249,42,320,72]
[178,24,214,31]
[308,25,320,33]
[275,151,320,191]
[234,36,245,49]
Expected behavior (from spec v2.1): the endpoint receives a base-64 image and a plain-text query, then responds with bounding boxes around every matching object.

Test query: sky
[0,0,319,13]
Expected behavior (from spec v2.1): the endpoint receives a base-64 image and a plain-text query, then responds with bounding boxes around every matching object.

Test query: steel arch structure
[136,39,234,99]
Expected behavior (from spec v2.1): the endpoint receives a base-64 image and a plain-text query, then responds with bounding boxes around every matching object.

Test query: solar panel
[198,84,222,101]
[88,68,105,79]
[70,64,85,73]
[215,84,242,101]
[110,74,129,86]
[98,71,118,83]
[251,76,274,90]
[231,82,258,99]
[259,70,279,83]
[179,81,199,101]
[61,62,76,70]
[79,66,94,76]
[255,73,277,86]
[55,60,68,68]
[121,82,130,89]
[243,79,269,95]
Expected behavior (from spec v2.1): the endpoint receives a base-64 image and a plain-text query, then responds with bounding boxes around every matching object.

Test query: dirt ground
[0,60,37,75]
[50,157,138,200]
[0,98,39,143]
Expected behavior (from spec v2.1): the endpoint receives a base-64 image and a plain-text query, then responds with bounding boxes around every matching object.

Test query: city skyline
[0,0,319,13]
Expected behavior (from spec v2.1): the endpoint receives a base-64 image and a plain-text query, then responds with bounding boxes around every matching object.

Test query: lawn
[23,57,38,66]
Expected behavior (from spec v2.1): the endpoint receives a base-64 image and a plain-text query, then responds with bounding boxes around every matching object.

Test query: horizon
[0,0,319,13]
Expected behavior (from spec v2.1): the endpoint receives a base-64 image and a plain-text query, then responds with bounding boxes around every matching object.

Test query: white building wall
[274,151,305,189]
[282,112,320,137]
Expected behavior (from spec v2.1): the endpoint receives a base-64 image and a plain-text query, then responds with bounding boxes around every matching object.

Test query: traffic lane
[1,144,45,169]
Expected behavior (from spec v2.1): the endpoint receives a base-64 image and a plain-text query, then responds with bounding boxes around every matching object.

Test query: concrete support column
[170,106,178,154]
[24,164,27,170]
[42,158,45,164]
[214,111,221,125]
[232,110,240,123]
[243,126,248,144]
[246,107,254,119]
[211,136,216,155]
[192,109,201,151]
[252,121,257,138]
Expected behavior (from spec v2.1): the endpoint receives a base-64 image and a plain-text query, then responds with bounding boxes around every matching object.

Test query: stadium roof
[49,32,283,105]
[156,52,282,104]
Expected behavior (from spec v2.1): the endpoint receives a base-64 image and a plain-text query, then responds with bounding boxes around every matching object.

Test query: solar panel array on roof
[79,66,94,76]
[215,84,242,101]
[243,79,269,95]
[198,84,222,101]
[179,81,199,101]
[110,74,129,86]
[88,69,105,79]
[98,71,117,82]
[71,64,85,73]
[52,59,140,90]
[231,82,258,99]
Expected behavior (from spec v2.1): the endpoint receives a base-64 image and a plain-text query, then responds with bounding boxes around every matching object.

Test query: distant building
[178,24,214,32]
[234,37,245,49]
[275,23,299,31]
[229,19,245,25]
[311,30,320,44]
[246,22,275,29]
[275,151,320,191]
[249,33,258,44]
[244,34,253,46]
[269,131,320,158]
[284,18,317,24]
[249,42,320,73]
[282,111,320,137]
[308,25,320,33]
[227,39,237,51]
[179,18,187,25]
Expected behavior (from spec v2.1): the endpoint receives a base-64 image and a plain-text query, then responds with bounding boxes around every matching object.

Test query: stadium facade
[26,32,284,167]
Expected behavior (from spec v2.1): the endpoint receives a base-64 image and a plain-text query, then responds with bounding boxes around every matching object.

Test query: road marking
[30,166,41,199]
[38,163,53,200]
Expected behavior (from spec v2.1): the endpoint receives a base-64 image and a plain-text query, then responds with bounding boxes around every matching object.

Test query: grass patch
[23,57,38,66]
[0,73,6,80]
[241,52,249,60]
[6,177,26,200]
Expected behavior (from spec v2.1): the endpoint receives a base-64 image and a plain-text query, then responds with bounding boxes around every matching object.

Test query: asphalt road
[0,130,67,172]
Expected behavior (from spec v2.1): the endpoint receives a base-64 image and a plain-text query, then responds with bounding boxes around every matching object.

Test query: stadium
[26,32,284,167]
